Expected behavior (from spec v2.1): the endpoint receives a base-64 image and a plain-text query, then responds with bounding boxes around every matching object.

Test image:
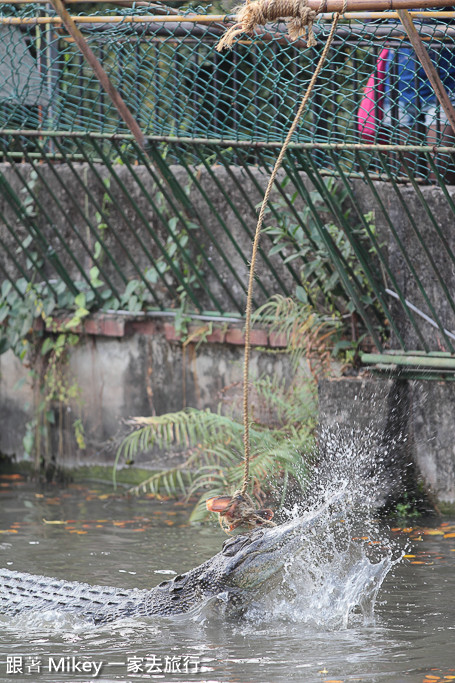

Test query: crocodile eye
[250,529,265,541]
[221,535,251,557]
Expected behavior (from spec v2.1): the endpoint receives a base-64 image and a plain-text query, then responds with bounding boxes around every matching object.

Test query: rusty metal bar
[0,131,455,152]
[397,9,455,133]
[48,0,146,148]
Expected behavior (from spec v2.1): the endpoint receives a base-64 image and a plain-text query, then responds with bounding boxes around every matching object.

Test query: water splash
[0,427,405,634]
[238,426,406,629]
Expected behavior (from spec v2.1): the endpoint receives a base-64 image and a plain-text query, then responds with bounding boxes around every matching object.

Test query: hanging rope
[236,1,345,497]
[207,0,345,531]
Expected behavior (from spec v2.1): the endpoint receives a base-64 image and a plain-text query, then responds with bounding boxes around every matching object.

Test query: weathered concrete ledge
[32,311,288,348]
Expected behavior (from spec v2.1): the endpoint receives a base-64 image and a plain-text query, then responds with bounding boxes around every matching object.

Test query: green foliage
[395,492,421,520]
[0,161,204,473]
[263,176,379,320]
[0,277,93,359]
[261,177,385,361]
[115,374,317,522]
[254,294,341,374]
[0,265,92,469]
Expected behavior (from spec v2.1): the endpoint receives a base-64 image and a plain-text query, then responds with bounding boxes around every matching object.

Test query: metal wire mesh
[1,5,455,177]
[1,5,455,364]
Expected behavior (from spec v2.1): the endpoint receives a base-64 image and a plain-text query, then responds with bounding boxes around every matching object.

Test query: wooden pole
[316,0,455,10]
[3,10,455,23]
[48,0,146,149]
[0,0,453,4]
[397,9,455,133]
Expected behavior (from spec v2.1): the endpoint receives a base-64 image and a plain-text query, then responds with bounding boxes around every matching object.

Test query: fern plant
[253,294,341,376]
[115,374,317,522]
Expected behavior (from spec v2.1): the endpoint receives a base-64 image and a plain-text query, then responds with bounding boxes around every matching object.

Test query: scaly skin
[0,496,340,623]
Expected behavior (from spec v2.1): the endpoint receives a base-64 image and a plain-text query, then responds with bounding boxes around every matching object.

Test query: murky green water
[1,474,455,683]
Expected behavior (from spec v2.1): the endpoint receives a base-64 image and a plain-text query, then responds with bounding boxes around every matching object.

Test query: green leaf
[94,242,102,260]
[1,281,12,299]
[145,268,159,284]
[168,216,179,232]
[127,295,140,312]
[295,286,308,304]
[40,337,55,356]
[55,334,66,349]
[16,279,29,295]
[0,306,10,324]
[0,337,10,355]
[122,280,139,301]
[89,266,100,281]
[74,293,86,309]
[269,244,283,256]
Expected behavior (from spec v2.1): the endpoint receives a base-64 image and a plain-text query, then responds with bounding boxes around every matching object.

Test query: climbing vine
[0,275,90,474]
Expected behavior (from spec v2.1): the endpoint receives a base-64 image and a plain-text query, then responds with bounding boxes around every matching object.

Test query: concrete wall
[0,315,308,470]
[0,162,303,313]
[319,377,455,512]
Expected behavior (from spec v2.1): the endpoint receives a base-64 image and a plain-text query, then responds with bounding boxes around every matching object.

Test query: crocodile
[0,495,341,623]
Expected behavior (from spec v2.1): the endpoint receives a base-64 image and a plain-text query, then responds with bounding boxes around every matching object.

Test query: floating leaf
[42,519,67,525]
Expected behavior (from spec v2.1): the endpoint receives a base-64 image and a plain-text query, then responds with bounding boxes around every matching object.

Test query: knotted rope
[217,0,325,52]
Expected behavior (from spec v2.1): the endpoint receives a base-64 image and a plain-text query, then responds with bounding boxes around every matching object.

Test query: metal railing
[1,6,455,375]
[0,8,454,173]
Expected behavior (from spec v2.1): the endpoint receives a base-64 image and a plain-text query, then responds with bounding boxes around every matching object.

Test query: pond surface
[0,473,455,683]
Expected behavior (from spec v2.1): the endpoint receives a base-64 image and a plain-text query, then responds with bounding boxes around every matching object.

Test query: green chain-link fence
[1,4,455,373]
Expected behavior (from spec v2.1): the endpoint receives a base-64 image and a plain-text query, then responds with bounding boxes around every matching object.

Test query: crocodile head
[206,494,342,593]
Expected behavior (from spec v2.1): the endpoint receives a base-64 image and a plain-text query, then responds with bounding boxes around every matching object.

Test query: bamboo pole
[47,0,146,149]
[397,9,455,132]
[362,353,455,368]
[2,129,455,151]
[2,9,455,24]
[2,0,455,6]
[316,0,455,9]
[4,0,165,2]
